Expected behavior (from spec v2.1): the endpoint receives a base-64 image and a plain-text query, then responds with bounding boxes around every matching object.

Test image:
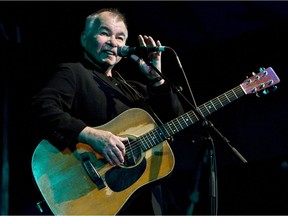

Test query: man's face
[81,12,128,69]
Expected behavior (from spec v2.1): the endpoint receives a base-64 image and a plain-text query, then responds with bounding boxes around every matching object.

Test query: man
[31,8,184,214]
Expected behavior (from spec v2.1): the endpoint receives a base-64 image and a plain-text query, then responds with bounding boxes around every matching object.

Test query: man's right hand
[78,126,127,166]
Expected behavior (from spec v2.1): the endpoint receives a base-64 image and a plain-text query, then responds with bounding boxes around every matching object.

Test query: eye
[117,36,125,42]
[100,32,109,36]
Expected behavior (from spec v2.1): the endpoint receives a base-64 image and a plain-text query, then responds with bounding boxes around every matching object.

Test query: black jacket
[31,59,184,149]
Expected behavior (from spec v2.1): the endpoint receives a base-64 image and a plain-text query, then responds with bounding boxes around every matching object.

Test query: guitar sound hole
[123,137,142,167]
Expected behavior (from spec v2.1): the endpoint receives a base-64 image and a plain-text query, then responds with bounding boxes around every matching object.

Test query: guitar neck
[140,85,244,151]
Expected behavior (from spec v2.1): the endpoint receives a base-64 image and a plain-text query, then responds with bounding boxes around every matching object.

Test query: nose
[107,35,117,47]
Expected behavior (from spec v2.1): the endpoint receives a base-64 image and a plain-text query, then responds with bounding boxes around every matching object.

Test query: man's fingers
[138,35,146,47]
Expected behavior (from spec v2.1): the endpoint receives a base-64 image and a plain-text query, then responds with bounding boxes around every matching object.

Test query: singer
[31,7,184,215]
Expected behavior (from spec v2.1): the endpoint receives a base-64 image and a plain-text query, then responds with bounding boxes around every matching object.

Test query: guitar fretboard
[140,85,244,151]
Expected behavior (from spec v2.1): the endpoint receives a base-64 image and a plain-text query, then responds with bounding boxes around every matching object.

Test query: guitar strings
[120,73,273,160]
[122,85,245,158]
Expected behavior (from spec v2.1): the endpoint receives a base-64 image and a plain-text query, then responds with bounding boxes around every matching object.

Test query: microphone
[117,45,166,57]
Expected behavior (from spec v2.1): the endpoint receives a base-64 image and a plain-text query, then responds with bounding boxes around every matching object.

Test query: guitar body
[31,108,175,215]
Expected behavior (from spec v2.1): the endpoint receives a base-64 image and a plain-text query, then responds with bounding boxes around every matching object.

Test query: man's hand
[78,127,127,166]
[130,35,165,86]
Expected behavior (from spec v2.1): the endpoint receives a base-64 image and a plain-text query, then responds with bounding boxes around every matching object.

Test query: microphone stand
[146,60,248,215]
[146,61,248,163]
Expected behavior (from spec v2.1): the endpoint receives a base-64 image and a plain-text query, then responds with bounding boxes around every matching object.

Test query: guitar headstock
[240,67,280,95]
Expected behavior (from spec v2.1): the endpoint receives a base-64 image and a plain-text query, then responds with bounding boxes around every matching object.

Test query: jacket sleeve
[31,64,87,149]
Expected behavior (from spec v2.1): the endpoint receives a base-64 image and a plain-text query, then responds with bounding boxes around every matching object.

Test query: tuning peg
[263,85,278,95]
[259,67,265,73]
[262,89,269,95]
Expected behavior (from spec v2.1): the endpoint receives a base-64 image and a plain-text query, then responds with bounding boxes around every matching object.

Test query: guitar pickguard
[105,158,146,192]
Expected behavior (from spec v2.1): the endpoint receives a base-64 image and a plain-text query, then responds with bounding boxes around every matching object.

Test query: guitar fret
[204,103,211,115]
[234,87,242,98]
[231,89,236,98]
[190,110,200,122]
[145,132,158,149]
[166,122,173,135]
[181,115,190,126]
[216,97,224,106]
[181,112,194,127]
[151,129,161,143]
[227,90,236,99]
[211,98,222,109]
[140,135,150,150]
[200,101,215,117]
[174,112,197,133]
[227,87,242,102]
[156,127,167,140]
[141,128,164,152]
[175,118,184,130]
[147,132,158,147]
[228,93,234,100]
[208,100,217,111]
[147,133,155,146]
[219,95,228,106]
[171,121,177,132]
[159,124,172,139]
[197,108,205,118]
[224,93,231,103]
[168,122,178,133]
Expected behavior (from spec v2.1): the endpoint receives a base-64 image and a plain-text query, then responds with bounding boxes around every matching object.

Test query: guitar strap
[92,71,164,126]
[114,71,165,127]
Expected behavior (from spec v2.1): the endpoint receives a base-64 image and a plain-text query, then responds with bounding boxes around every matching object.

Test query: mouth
[103,50,116,56]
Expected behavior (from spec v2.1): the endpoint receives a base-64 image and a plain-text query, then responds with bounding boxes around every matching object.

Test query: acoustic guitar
[32,67,280,215]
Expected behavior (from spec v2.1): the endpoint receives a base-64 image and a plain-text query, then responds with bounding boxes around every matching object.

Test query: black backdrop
[1,1,288,215]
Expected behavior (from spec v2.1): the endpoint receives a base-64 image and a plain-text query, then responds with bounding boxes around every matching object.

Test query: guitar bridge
[80,152,106,189]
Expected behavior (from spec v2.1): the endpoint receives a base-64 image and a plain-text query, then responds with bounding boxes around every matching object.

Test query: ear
[81,31,87,48]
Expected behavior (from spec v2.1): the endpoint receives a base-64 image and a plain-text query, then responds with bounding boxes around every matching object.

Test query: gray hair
[84,8,128,35]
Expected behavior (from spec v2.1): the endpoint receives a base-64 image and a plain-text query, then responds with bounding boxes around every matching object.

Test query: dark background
[1,1,288,215]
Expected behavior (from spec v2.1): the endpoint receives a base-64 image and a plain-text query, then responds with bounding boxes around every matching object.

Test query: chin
[104,58,118,66]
